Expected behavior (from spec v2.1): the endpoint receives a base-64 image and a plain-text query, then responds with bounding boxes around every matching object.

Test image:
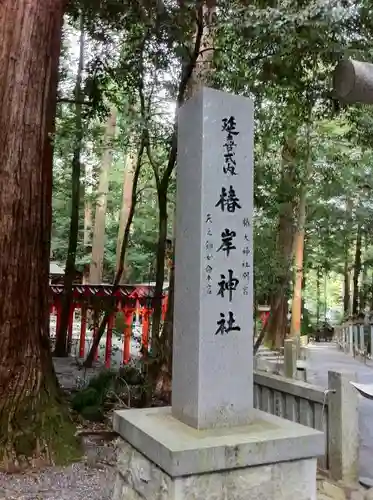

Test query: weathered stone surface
[113,406,324,477]
[364,488,373,500]
[173,87,255,430]
[321,481,346,500]
[349,491,365,500]
[328,371,359,483]
[113,439,318,500]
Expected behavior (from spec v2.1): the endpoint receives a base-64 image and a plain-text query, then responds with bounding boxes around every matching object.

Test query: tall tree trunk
[54,16,84,356]
[83,137,146,368]
[83,161,92,248]
[265,137,297,349]
[89,108,117,283]
[343,247,350,318]
[0,0,80,469]
[352,224,362,316]
[324,271,327,323]
[343,198,353,318]
[359,232,368,312]
[316,266,321,326]
[290,181,308,338]
[116,151,135,280]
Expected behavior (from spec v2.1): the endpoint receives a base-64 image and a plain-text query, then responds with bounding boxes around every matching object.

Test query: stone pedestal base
[112,407,324,500]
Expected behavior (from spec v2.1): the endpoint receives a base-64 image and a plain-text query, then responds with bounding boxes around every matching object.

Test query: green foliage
[52,0,373,334]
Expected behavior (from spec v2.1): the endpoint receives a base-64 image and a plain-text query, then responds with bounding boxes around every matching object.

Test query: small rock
[365,488,373,500]
[322,481,346,500]
[349,491,364,500]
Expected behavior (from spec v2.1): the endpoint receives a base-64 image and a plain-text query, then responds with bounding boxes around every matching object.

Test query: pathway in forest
[306,342,373,482]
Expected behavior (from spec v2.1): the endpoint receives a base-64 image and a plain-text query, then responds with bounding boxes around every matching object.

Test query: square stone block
[113,406,324,477]
[112,440,318,500]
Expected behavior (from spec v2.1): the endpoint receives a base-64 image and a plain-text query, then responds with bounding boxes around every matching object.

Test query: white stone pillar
[328,370,358,482]
[172,87,254,429]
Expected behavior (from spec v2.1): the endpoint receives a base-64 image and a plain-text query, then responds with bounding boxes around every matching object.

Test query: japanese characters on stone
[204,213,213,295]
[242,217,251,297]
[212,115,248,335]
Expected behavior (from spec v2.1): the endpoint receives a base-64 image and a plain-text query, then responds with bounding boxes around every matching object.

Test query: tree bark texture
[83,138,146,367]
[265,137,297,349]
[116,151,135,280]
[89,107,117,283]
[290,183,307,337]
[343,197,353,318]
[0,0,80,469]
[343,249,350,318]
[316,266,321,326]
[352,225,362,316]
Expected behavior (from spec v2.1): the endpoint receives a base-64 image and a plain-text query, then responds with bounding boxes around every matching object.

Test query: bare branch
[57,97,93,106]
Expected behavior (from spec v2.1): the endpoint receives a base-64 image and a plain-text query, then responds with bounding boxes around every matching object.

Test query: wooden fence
[254,369,359,482]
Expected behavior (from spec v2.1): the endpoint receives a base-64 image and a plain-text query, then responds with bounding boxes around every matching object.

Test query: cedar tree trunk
[290,183,307,337]
[0,0,80,470]
[89,108,117,283]
[352,225,362,316]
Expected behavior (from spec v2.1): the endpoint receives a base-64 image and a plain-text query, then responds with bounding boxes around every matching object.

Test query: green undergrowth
[71,365,145,422]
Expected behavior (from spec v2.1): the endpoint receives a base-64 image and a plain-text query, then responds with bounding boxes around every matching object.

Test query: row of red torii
[49,284,168,368]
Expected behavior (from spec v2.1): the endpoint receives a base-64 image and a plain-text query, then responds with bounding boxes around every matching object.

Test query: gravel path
[0,461,116,500]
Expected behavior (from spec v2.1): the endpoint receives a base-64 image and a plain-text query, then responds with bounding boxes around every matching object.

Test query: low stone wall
[254,370,359,483]
[335,322,373,360]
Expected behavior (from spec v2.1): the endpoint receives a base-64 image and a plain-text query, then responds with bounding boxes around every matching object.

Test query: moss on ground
[0,389,82,472]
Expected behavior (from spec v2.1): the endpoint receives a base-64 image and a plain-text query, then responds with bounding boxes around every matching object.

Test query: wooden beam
[333,59,373,104]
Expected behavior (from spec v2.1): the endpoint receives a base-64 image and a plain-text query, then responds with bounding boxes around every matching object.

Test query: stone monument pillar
[112,87,324,500]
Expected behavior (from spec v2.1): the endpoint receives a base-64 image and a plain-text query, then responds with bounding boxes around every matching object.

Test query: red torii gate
[49,284,167,367]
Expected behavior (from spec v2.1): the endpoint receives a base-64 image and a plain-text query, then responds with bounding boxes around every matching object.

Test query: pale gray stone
[112,474,142,500]
[173,87,255,430]
[113,407,324,477]
[365,489,373,500]
[328,370,359,482]
[113,440,318,500]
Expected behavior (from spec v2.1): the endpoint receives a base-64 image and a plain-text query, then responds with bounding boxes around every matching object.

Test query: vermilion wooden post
[79,306,87,358]
[123,309,133,365]
[67,303,75,353]
[55,300,61,342]
[141,307,150,353]
[105,313,114,368]
[93,324,99,361]
[161,295,168,321]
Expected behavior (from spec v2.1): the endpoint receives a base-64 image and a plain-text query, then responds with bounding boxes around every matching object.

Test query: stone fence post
[328,370,358,483]
[284,339,296,379]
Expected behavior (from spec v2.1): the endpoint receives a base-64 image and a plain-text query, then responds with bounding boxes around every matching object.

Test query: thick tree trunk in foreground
[0,0,80,470]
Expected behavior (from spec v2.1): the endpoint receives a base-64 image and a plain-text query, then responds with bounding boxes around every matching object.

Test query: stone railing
[334,321,373,361]
[254,369,358,483]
